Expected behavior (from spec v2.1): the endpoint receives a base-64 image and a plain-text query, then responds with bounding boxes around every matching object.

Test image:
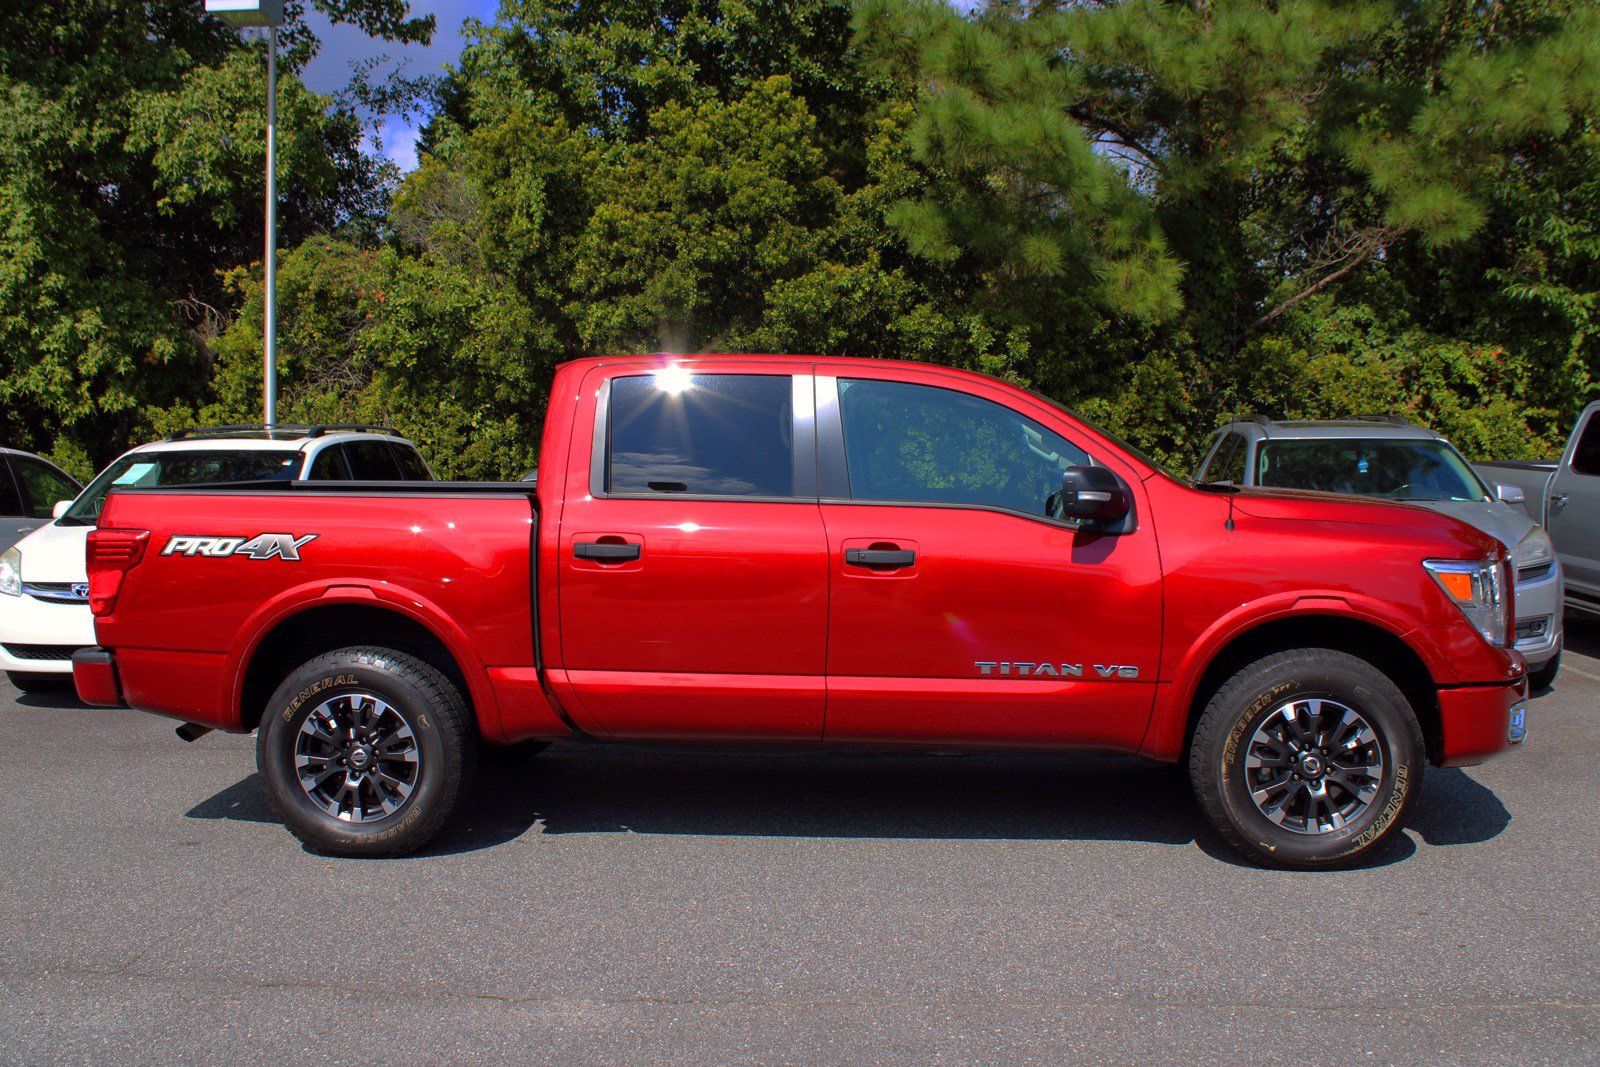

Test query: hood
[10,521,90,582]
[1409,499,1535,554]
[1228,486,1504,559]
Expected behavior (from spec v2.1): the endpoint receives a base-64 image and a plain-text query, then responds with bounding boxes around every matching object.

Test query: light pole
[204,0,285,426]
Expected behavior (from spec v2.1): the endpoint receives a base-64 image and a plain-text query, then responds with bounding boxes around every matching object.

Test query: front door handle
[1550,493,1569,511]
[845,548,916,569]
[574,541,642,562]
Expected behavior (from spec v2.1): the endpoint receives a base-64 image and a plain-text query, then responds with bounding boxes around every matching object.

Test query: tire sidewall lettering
[1221,672,1410,860]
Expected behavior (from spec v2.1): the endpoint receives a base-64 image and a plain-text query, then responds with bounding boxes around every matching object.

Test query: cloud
[299,0,497,172]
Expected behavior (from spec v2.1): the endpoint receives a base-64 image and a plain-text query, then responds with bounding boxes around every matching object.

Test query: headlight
[0,547,20,597]
[1423,558,1511,647]
[1513,527,1555,571]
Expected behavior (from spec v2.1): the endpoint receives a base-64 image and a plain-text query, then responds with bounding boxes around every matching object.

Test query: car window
[837,378,1091,517]
[307,446,351,480]
[390,443,432,480]
[1257,439,1487,500]
[606,373,794,496]
[343,441,405,480]
[10,457,80,518]
[61,449,302,525]
[1198,433,1247,484]
[0,459,24,517]
[1572,412,1600,476]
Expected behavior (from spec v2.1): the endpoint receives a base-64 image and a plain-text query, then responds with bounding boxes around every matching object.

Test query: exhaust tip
[175,723,213,743]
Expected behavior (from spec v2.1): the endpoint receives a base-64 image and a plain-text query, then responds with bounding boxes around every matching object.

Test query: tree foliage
[0,0,429,476]
[7,0,1598,481]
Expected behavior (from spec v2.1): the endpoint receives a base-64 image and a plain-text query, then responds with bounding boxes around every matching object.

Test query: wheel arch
[1175,614,1442,764]
[233,599,493,738]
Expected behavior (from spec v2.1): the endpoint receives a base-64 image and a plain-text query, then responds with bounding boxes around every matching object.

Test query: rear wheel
[7,671,71,693]
[1189,648,1423,869]
[256,647,475,857]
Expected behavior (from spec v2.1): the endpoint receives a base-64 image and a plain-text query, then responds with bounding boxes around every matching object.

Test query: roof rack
[1242,414,1411,429]
[165,423,400,441]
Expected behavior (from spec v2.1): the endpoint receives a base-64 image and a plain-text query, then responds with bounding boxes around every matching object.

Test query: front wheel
[1189,648,1423,869]
[256,647,475,858]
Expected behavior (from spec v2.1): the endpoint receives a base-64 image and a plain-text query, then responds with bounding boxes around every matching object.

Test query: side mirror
[51,500,71,520]
[1057,466,1130,525]
[1494,483,1525,506]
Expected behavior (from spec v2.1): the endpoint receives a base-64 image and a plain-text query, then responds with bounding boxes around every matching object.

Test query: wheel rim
[294,692,421,823]
[1242,697,1386,836]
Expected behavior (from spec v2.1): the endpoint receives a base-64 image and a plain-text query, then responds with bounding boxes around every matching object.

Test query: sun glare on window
[653,364,694,396]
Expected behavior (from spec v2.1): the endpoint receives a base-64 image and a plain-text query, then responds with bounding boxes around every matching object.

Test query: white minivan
[0,425,432,692]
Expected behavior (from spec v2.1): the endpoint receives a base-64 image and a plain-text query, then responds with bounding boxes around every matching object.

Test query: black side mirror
[1057,465,1130,525]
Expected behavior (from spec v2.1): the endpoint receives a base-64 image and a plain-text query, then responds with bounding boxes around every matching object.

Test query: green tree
[854,0,1600,464]
[0,0,431,473]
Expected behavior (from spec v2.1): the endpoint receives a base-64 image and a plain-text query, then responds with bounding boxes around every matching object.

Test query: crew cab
[73,357,1528,868]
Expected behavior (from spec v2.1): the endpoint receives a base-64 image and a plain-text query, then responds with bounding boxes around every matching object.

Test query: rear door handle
[574,541,642,562]
[845,548,916,569]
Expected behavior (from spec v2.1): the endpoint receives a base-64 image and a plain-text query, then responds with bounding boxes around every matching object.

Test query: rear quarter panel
[94,489,536,732]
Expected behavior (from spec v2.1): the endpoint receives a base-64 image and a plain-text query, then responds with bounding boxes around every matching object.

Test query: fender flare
[1140,591,1452,761]
[218,579,503,738]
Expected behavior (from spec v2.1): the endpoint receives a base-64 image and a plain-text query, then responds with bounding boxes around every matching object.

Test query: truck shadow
[184,745,1512,864]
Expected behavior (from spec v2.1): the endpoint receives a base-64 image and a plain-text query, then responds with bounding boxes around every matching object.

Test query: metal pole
[263,24,278,426]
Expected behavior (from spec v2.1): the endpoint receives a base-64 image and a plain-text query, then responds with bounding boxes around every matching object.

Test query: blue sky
[298,0,498,171]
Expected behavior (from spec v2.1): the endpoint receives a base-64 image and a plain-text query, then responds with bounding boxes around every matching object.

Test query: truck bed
[89,480,561,741]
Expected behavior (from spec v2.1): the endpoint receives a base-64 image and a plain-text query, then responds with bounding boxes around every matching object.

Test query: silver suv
[1195,416,1564,689]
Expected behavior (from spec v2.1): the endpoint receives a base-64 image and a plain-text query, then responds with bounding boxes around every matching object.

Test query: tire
[1189,648,1423,869]
[1528,652,1560,692]
[255,647,475,858]
[7,671,72,693]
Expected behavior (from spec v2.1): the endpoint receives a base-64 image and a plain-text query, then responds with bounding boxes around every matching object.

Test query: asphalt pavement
[1,621,1597,1065]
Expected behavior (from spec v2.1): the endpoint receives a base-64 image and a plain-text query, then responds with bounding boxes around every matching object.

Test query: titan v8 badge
[160,534,318,561]
[975,661,1140,679]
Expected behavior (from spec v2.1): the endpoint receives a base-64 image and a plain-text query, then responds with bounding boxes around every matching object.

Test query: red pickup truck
[73,356,1528,867]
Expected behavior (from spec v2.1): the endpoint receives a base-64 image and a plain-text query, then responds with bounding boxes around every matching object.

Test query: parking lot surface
[1,620,1597,1065]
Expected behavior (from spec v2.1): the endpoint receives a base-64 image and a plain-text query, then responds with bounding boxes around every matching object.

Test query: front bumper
[1512,560,1564,667]
[0,590,95,675]
[1435,679,1529,767]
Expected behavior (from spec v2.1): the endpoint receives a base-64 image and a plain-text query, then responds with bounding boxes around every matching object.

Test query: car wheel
[7,671,72,693]
[256,647,475,858]
[1189,648,1423,869]
[1528,652,1560,692]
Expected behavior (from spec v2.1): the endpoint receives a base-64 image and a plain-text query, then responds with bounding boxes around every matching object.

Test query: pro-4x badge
[160,534,318,560]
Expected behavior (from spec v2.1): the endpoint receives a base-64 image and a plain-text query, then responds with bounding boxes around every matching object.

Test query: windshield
[1257,439,1489,501]
[59,449,304,526]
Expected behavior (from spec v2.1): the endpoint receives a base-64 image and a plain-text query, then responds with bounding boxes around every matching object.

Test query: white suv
[0,425,433,692]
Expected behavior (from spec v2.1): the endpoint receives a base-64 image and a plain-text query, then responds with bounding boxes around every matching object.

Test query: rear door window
[307,446,351,480]
[344,441,405,480]
[605,373,795,497]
